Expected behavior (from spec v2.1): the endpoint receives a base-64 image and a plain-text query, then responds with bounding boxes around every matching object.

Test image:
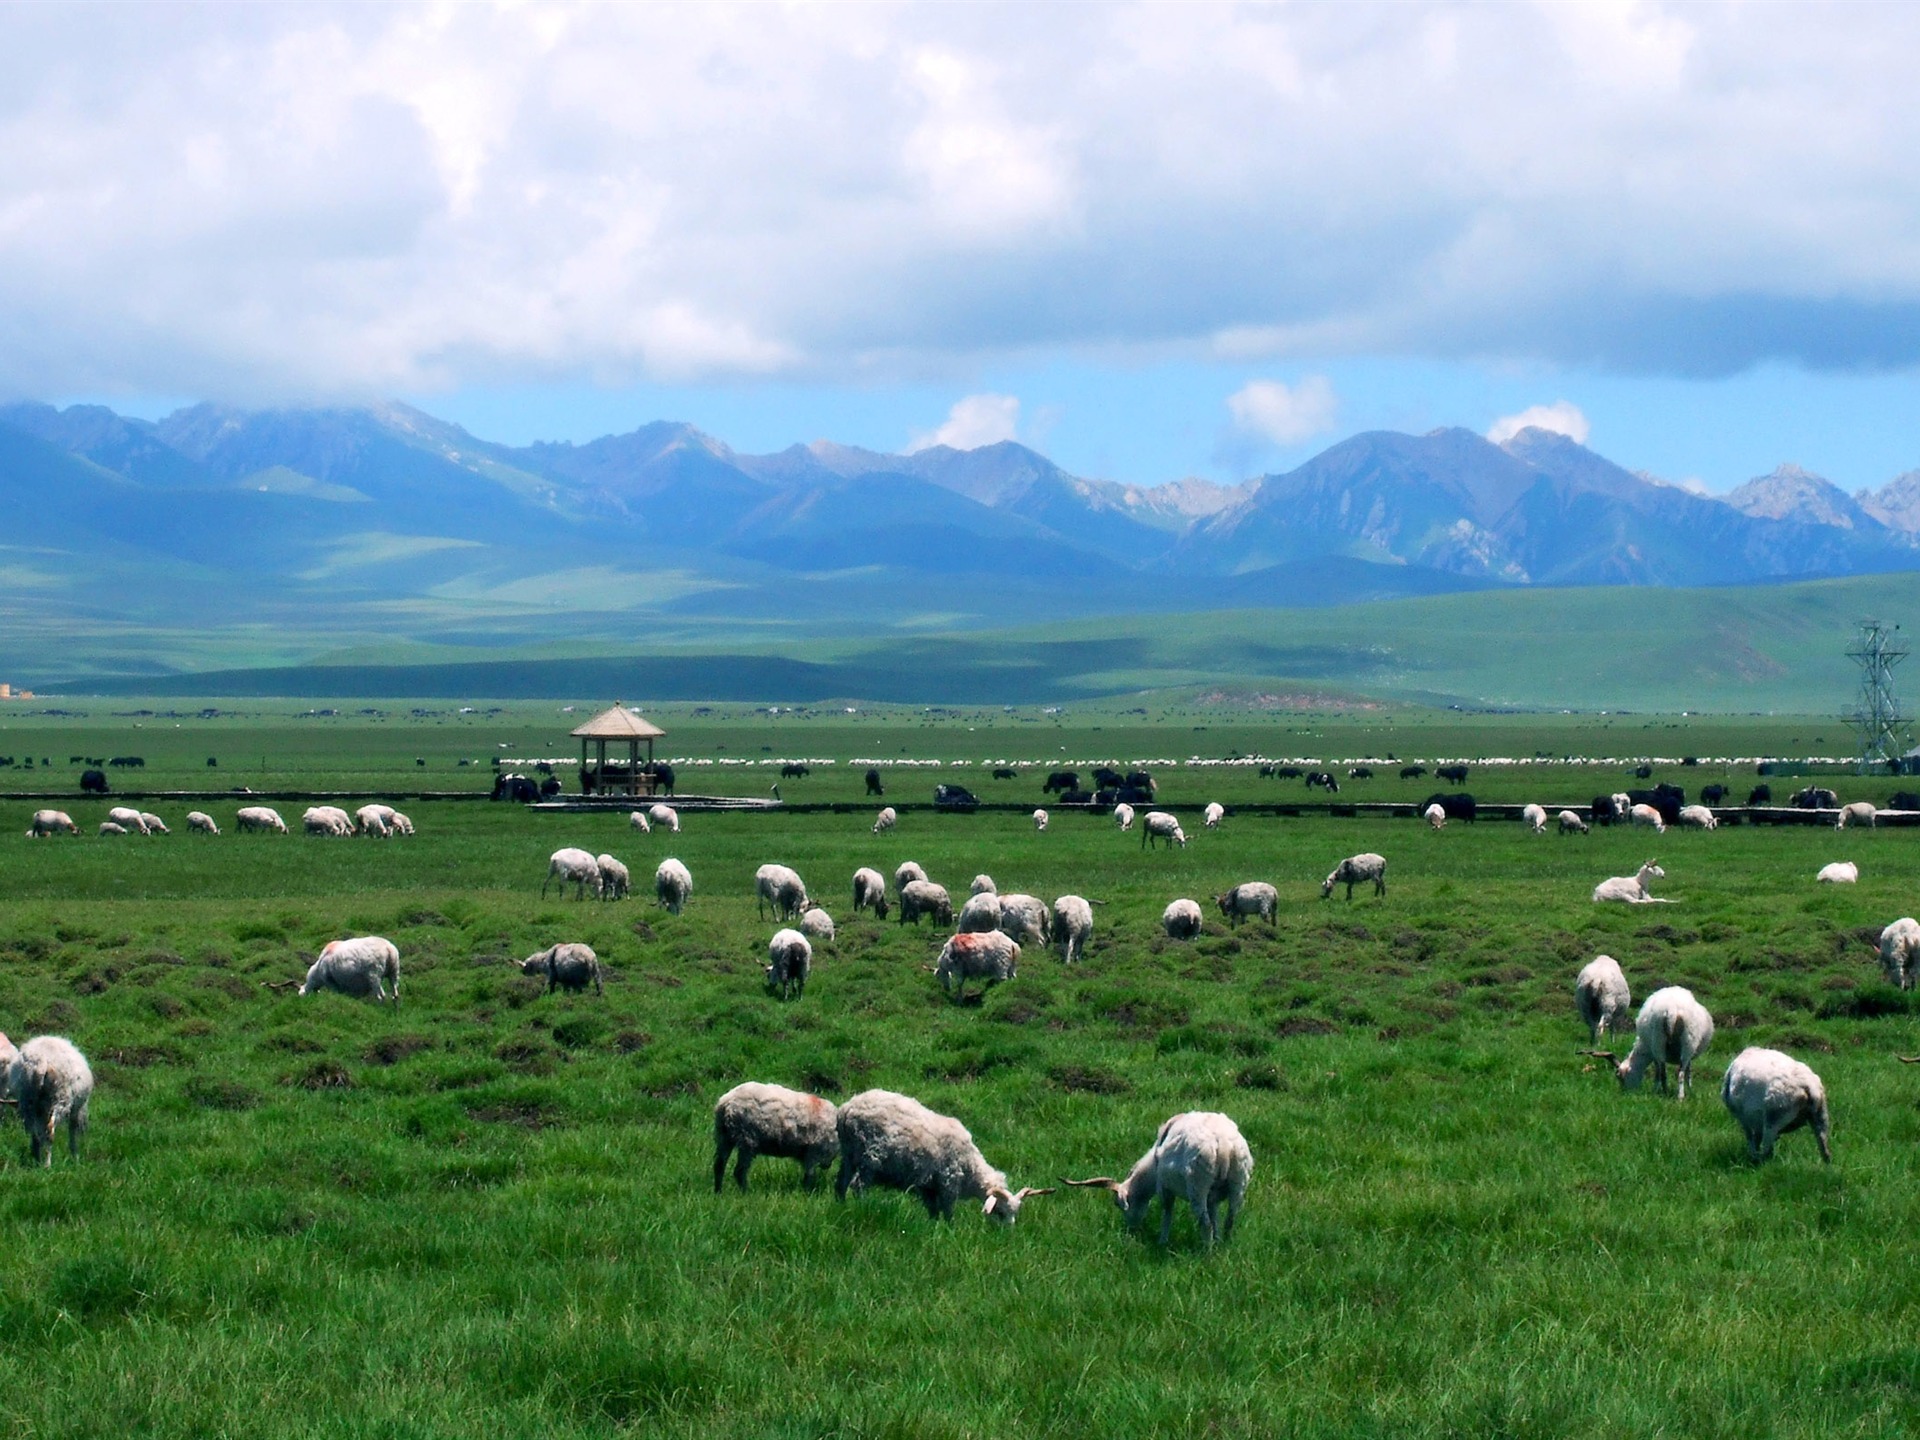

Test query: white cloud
[1487,400,1590,446]
[1227,376,1338,445]
[909,393,1021,452]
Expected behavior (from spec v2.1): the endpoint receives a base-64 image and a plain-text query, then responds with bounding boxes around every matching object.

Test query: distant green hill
[59,570,1920,712]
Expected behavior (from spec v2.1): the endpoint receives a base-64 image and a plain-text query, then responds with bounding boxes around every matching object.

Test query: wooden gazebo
[572,703,666,797]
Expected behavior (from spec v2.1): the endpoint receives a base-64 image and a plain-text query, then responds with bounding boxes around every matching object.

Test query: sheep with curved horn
[1061,1111,1252,1249]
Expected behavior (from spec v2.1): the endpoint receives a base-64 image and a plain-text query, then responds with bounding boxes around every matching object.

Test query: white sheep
[388,811,415,836]
[107,806,150,834]
[893,861,929,897]
[1610,791,1633,817]
[1216,882,1278,926]
[765,928,812,999]
[1162,898,1204,939]
[755,863,809,921]
[851,867,890,919]
[649,803,680,833]
[1721,1047,1831,1163]
[996,893,1050,946]
[629,810,651,833]
[26,809,77,837]
[1114,802,1135,832]
[1817,861,1859,884]
[1558,809,1589,835]
[1678,804,1718,830]
[237,805,288,834]
[1320,853,1387,901]
[1611,985,1714,1098]
[1877,917,1920,989]
[544,847,603,900]
[1052,895,1094,963]
[957,891,1003,933]
[712,1082,838,1193]
[1592,860,1667,904]
[1522,803,1547,835]
[595,853,631,900]
[98,821,128,835]
[970,874,997,895]
[139,812,170,835]
[0,1034,92,1165]
[519,942,603,995]
[1204,801,1225,829]
[1629,802,1667,833]
[834,1089,1051,1222]
[1062,1111,1252,1248]
[186,811,220,834]
[1837,801,1877,830]
[1032,808,1049,832]
[799,906,835,944]
[1574,955,1631,1044]
[934,930,1020,1001]
[898,880,953,927]
[354,804,393,838]
[873,805,897,834]
[300,936,401,1003]
[1425,802,1446,830]
[302,805,353,837]
[1141,811,1186,849]
[655,857,693,914]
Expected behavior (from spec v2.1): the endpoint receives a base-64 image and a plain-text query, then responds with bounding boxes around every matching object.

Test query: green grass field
[2,710,1918,1436]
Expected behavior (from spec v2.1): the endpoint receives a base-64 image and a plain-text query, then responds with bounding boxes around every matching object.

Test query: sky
[8,2,1920,493]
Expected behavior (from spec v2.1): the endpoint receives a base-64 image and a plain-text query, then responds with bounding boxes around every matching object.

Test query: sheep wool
[1320,853,1387,901]
[956,891,1003,934]
[1575,955,1631,1043]
[26,809,78,837]
[1063,1111,1253,1248]
[1617,986,1714,1098]
[520,942,603,995]
[1878,917,1920,989]
[1052,895,1094,963]
[236,805,288,834]
[655,858,693,914]
[544,847,603,900]
[934,931,1020,1001]
[1817,861,1859,885]
[1721,1047,1831,1163]
[186,811,220,834]
[1216,882,1278,926]
[301,936,401,1003]
[755,863,810,921]
[835,1089,1050,1222]
[595,854,631,901]
[765,929,812,1000]
[1162,898,1204,939]
[713,1083,839,1193]
[995,893,1050,947]
[851,867,889,918]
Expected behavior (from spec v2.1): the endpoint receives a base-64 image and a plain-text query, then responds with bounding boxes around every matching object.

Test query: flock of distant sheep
[7,770,1911,1234]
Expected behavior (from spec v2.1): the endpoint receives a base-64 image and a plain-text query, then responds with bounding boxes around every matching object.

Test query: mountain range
[3,396,1918,682]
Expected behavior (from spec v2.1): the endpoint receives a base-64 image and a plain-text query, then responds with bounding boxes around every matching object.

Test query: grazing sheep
[1032,808,1049,832]
[1114,803,1135,832]
[595,854,631,900]
[1837,801,1878,830]
[765,929,812,999]
[1162,898,1204,940]
[186,811,219,835]
[302,805,353,837]
[629,810,651,833]
[107,806,150,835]
[655,857,693,914]
[519,942,603,995]
[996,893,1051,947]
[1721,1047,1831,1163]
[970,874,997,895]
[1677,805,1718,830]
[834,1089,1051,1222]
[897,879,954,927]
[0,1034,92,1165]
[98,821,128,836]
[957,891,1003,933]
[852,867,890,919]
[388,811,414,836]
[1592,860,1667,904]
[648,803,680,832]
[1877,917,1920,989]
[1141,811,1186,849]
[712,1082,839,1193]
[1320,853,1387,901]
[1052,895,1094,963]
[873,806,897,834]
[138,812,170,835]
[1612,986,1714,1098]
[1817,861,1859,884]
[755,863,809,921]
[1062,1111,1252,1249]
[1216,882,1279,926]
[544,847,603,900]
[354,804,393,838]
[1629,802,1667,833]
[1575,955,1632,1044]
[893,861,929,897]
[934,930,1020,1001]
[799,906,835,944]
[1204,801,1225,829]
[26,809,78,837]
[1522,803,1548,835]
[300,936,401,1003]
[1558,810,1590,835]
[237,805,288,834]
[1424,803,1446,830]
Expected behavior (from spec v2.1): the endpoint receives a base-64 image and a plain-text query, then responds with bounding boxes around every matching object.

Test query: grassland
[1,710,1918,1437]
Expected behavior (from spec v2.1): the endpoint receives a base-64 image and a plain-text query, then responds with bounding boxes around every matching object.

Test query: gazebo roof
[571,703,666,740]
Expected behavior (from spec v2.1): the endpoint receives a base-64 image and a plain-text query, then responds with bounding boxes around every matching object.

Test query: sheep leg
[1676,1062,1690,1100]
[1197,1193,1218,1249]
[541,873,554,898]
[1159,1187,1175,1246]
[1222,1187,1240,1241]
[713,1136,734,1192]
[734,1147,756,1192]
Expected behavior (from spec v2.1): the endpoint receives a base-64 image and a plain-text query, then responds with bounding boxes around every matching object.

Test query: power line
[1845,619,1908,770]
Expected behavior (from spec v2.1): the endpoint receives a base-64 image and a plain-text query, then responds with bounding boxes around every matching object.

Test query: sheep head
[981,1185,1054,1224]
